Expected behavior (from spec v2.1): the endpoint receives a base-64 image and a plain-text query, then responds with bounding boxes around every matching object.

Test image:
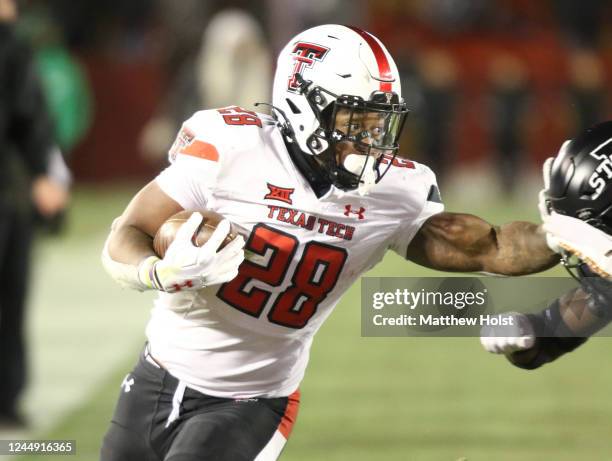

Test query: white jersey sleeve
[388,163,444,258]
[155,110,228,210]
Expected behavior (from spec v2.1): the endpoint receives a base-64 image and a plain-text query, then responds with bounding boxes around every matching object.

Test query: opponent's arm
[506,291,589,370]
[482,265,612,368]
[406,212,559,275]
[483,286,611,369]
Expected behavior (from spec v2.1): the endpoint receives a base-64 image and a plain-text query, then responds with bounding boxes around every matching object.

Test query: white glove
[480,312,535,354]
[543,211,612,278]
[139,212,245,292]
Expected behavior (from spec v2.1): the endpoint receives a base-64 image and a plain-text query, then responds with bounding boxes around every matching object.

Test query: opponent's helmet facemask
[272,24,409,195]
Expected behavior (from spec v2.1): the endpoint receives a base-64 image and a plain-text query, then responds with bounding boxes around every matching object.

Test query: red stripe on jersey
[346,26,393,92]
[179,140,219,162]
[278,390,301,439]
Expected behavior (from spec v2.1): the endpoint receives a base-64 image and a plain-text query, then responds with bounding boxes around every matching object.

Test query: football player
[481,122,612,369]
[100,25,559,461]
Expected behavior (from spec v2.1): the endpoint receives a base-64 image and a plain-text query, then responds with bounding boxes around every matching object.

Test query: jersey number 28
[217,224,347,329]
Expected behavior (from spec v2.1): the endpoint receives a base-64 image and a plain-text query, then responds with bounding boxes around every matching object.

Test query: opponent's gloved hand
[138,212,245,292]
[480,312,535,354]
[543,211,612,279]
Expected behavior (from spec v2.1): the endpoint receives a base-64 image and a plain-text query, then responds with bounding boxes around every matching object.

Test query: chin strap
[254,102,294,138]
[255,101,335,197]
[283,136,333,198]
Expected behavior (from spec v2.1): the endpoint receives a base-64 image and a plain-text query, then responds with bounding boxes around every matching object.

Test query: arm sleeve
[507,299,589,370]
[577,263,612,319]
[8,39,54,177]
[389,166,444,257]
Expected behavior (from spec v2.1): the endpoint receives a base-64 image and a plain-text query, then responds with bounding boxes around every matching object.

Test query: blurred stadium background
[3,0,612,459]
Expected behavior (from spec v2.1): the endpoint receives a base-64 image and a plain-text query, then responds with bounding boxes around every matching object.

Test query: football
[153,210,238,258]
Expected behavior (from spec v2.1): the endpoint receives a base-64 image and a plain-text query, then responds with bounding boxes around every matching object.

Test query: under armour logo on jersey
[265,183,294,205]
[344,205,365,220]
[121,375,135,393]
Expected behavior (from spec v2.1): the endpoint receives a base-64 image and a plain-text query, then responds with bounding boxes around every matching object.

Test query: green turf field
[11,186,612,461]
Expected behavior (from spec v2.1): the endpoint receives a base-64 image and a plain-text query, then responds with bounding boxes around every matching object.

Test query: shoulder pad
[379,158,443,213]
[168,107,272,164]
[380,154,417,171]
[383,156,439,188]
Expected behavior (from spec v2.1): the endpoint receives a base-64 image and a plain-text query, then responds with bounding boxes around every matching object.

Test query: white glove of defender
[543,211,612,278]
[139,212,245,292]
[480,312,535,354]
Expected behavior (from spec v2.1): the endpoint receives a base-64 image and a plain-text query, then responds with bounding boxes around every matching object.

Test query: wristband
[137,255,162,290]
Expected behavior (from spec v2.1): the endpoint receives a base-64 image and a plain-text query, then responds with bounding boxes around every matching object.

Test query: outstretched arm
[406,212,559,275]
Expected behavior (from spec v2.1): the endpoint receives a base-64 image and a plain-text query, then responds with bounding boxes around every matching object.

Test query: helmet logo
[587,137,612,199]
[288,42,330,92]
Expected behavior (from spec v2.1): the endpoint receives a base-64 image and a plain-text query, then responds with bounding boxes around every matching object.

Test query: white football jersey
[146,106,444,398]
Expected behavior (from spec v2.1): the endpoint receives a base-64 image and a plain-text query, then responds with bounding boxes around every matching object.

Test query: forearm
[508,287,611,369]
[101,180,199,291]
[101,217,159,291]
[107,217,157,266]
[106,180,182,266]
[483,221,559,275]
[557,285,612,336]
[508,336,587,370]
[506,299,588,370]
[407,213,560,275]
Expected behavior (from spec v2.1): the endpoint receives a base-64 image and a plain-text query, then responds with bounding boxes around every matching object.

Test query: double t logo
[288,42,330,92]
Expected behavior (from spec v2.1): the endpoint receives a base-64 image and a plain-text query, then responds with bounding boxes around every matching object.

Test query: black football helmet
[548,121,612,235]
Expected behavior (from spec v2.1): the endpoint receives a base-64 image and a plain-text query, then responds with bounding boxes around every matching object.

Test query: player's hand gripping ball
[153,210,238,258]
[141,211,245,293]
